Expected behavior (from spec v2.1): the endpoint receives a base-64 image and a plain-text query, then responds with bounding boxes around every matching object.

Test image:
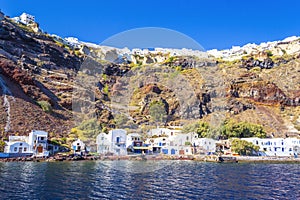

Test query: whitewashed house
[19,13,35,24]
[28,130,49,156]
[96,133,110,154]
[4,136,31,154]
[96,129,127,155]
[161,133,195,155]
[4,130,49,157]
[146,136,168,153]
[126,133,151,154]
[148,127,181,137]
[126,133,143,148]
[72,139,86,155]
[242,137,300,157]
[193,138,217,155]
[64,37,82,49]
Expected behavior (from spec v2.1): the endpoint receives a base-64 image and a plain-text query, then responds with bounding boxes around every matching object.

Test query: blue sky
[1,0,299,50]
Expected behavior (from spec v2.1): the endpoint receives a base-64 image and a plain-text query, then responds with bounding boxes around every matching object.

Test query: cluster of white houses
[1,128,300,158]
[95,128,300,157]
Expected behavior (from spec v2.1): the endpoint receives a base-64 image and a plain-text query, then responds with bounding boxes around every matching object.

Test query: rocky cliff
[0,13,299,140]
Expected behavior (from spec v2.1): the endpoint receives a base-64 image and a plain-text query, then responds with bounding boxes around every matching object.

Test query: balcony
[36,139,47,143]
[115,142,126,147]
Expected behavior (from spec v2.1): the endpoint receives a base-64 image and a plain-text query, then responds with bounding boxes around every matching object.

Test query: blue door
[162,149,168,154]
[171,149,176,155]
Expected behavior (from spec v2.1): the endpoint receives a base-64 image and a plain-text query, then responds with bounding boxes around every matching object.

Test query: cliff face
[0,17,81,137]
[0,15,300,139]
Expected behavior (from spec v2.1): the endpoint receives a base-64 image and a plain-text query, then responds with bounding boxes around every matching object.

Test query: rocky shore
[1,154,299,164]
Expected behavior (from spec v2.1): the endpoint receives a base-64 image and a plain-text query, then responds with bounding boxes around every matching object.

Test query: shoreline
[0,154,299,164]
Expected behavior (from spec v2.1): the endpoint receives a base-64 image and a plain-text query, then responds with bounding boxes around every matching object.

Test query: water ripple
[0,161,299,199]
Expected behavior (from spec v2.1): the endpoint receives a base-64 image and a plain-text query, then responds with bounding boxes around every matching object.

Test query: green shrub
[266,50,273,57]
[231,138,259,156]
[37,101,52,113]
[182,121,210,138]
[0,140,6,152]
[220,120,266,139]
[149,101,167,125]
[70,119,102,141]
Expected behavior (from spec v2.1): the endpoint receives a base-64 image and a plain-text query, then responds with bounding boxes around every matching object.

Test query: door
[171,149,176,155]
[162,149,168,154]
[179,150,185,155]
[37,146,43,153]
[18,147,22,153]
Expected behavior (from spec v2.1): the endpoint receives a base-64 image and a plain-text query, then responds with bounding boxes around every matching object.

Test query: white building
[72,139,86,154]
[19,13,35,25]
[96,129,127,155]
[242,137,300,157]
[4,130,49,157]
[64,37,82,48]
[193,138,217,155]
[4,136,30,154]
[126,133,151,154]
[28,130,48,156]
[146,136,168,153]
[148,127,181,137]
[160,134,193,156]
[126,133,143,148]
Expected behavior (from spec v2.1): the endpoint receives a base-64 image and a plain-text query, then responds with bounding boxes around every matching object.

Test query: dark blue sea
[0,160,299,199]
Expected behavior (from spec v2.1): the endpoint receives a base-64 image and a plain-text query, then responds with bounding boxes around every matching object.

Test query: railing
[115,142,126,145]
[36,140,47,143]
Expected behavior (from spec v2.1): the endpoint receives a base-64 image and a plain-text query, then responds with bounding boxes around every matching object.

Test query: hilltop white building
[12,13,35,25]
[20,13,35,24]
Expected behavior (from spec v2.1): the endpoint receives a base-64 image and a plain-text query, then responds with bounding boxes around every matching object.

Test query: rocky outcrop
[228,73,300,107]
[241,57,274,70]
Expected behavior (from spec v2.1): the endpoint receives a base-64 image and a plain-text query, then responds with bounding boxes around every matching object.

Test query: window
[101,137,104,140]
[20,143,23,146]
[263,148,267,151]
[289,148,292,151]
[24,147,27,152]
[256,141,259,145]
[40,137,45,140]
[282,148,284,152]
[186,136,189,140]
[14,147,17,152]
[186,149,188,152]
